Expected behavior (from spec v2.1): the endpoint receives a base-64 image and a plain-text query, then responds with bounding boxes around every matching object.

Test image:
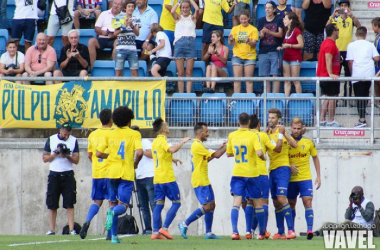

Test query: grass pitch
[2,234,379,250]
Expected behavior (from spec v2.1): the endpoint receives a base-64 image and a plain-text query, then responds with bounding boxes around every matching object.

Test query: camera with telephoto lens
[350,192,361,201]
[54,143,71,155]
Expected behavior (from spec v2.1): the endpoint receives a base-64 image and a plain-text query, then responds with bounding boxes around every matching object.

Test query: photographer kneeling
[314,186,375,236]
[43,122,80,235]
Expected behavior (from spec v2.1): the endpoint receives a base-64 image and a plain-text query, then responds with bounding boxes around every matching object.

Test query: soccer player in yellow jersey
[247,114,283,239]
[151,117,191,240]
[226,113,267,240]
[96,106,143,244]
[287,117,321,240]
[266,108,298,240]
[80,109,113,240]
[178,122,226,240]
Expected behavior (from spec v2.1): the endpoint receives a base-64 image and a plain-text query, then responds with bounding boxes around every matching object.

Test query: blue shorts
[174,36,196,59]
[287,180,313,200]
[194,185,215,204]
[230,176,262,199]
[291,0,303,9]
[209,62,229,75]
[154,181,181,201]
[283,60,301,66]
[258,51,281,76]
[202,23,224,43]
[269,166,291,199]
[108,179,133,204]
[115,49,139,70]
[91,178,109,201]
[11,19,36,42]
[232,56,256,66]
[258,175,270,199]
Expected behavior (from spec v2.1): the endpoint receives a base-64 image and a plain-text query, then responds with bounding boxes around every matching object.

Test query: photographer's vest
[352,198,374,229]
[49,134,77,172]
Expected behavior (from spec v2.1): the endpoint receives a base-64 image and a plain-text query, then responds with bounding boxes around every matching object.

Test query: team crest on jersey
[302,145,305,151]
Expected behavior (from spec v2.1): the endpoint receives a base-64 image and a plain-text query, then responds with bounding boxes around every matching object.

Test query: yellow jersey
[250,129,276,176]
[191,139,213,188]
[152,135,176,184]
[97,126,142,181]
[203,0,231,26]
[88,128,112,179]
[230,24,259,60]
[335,16,354,52]
[227,128,262,177]
[268,128,293,171]
[159,0,180,31]
[289,137,317,182]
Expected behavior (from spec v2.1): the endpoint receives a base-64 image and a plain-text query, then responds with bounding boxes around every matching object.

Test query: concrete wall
[0,138,378,236]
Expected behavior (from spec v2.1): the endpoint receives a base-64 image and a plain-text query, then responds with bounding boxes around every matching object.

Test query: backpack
[117,214,139,234]
[373,208,380,237]
[62,222,82,235]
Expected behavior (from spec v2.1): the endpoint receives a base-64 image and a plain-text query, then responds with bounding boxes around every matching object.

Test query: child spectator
[278,12,303,96]
[172,0,199,93]
[146,24,172,77]
[114,0,141,77]
[277,0,291,19]
[228,9,258,93]
[204,30,229,93]
[0,40,25,84]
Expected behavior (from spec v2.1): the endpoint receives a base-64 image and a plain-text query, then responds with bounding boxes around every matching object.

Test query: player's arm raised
[312,155,321,190]
[168,137,191,153]
[284,131,298,148]
[226,135,234,157]
[209,142,227,161]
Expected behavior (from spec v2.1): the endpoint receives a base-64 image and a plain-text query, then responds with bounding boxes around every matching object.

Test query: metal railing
[1,76,380,145]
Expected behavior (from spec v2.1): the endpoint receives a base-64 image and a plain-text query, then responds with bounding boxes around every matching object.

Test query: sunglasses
[38,54,41,63]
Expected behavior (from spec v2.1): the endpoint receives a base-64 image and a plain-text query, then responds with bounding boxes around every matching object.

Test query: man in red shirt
[317,23,342,127]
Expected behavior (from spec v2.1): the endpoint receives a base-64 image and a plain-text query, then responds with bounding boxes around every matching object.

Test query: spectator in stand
[11,0,38,52]
[346,26,380,128]
[133,0,158,61]
[88,0,122,69]
[114,0,140,77]
[317,23,341,127]
[326,0,360,107]
[0,40,25,83]
[160,0,181,46]
[258,1,284,93]
[232,0,250,27]
[53,30,90,81]
[172,0,199,93]
[302,0,331,61]
[46,0,75,47]
[204,30,229,93]
[278,12,303,97]
[372,18,380,106]
[74,0,102,29]
[277,0,291,20]
[0,0,6,29]
[228,10,257,93]
[146,24,172,77]
[290,0,302,25]
[201,0,235,60]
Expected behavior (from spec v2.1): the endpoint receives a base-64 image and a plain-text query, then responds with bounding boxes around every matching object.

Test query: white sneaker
[326,120,343,127]
[46,230,55,235]
[70,230,77,235]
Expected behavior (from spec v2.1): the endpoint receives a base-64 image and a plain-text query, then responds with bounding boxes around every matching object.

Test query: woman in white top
[0,40,25,84]
[171,0,199,93]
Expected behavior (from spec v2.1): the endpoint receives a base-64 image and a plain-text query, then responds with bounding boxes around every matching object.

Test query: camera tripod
[129,181,145,233]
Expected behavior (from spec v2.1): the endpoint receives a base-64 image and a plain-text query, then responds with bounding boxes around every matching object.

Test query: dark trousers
[353,81,371,119]
[340,51,352,97]
[136,177,155,232]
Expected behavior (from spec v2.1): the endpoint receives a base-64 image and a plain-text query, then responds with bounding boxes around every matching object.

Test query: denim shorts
[174,36,197,59]
[258,51,280,76]
[46,14,73,36]
[291,0,303,9]
[283,60,301,66]
[210,62,229,75]
[11,19,36,42]
[115,49,139,70]
[231,56,256,66]
[233,2,250,16]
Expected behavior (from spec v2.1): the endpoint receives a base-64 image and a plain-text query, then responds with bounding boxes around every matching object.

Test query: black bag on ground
[62,222,82,235]
[117,214,139,234]
[54,0,73,25]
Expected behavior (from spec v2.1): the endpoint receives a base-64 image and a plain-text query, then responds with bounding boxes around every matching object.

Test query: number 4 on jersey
[117,141,125,160]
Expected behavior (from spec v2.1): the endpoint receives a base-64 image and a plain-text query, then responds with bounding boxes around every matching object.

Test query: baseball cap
[61,122,72,131]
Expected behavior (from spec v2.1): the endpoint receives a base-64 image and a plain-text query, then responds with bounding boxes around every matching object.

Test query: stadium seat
[78,29,97,46]
[258,93,286,124]
[185,61,206,92]
[101,1,108,11]
[44,29,64,59]
[6,0,15,28]
[199,93,227,126]
[169,93,197,125]
[228,93,256,126]
[287,93,315,125]
[222,11,233,29]
[165,93,169,120]
[223,29,233,60]
[195,29,203,60]
[300,61,317,94]
[123,61,147,76]
[91,60,115,76]
[0,29,9,55]
[152,60,177,92]
[149,0,163,22]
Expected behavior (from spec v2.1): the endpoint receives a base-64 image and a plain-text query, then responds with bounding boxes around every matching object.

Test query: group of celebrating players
[81,106,321,243]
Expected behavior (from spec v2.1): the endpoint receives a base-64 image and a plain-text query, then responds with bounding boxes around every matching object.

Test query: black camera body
[350,192,362,201]
[5,64,19,70]
[54,143,72,155]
